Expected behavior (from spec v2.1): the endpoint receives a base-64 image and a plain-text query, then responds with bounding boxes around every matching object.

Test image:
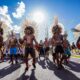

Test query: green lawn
[71,55,80,58]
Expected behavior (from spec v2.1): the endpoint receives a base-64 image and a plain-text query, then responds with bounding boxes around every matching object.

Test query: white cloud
[0,5,13,27]
[0,6,8,15]
[13,25,21,33]
[12,1,25,18]
[0,5,14,41]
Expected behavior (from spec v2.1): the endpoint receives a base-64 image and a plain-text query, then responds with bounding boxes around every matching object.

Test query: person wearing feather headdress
[0,21,4,62]
[51,17,64,69]
[23,26,38,71]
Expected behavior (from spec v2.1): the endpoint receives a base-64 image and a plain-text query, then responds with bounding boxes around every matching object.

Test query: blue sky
[0,0,80,43]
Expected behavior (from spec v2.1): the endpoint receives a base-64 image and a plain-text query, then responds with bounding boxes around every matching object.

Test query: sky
[0,0,80,43]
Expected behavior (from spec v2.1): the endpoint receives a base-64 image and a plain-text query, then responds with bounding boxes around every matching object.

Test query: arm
[67,40,71,50]
[51,37,55,46]
[51,38,53,45]
[33,36,38,45]
[7,39,10,49]
[0,28,3,35]
[2,28,3,35]
[15,38,19,47]
[23,36,27,46]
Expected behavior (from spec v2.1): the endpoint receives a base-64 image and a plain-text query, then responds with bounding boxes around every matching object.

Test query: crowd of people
[0,20,80,72]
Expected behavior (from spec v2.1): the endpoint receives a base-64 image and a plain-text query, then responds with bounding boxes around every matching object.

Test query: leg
[10,54,13,64]
[10,48,14,64]
[14,48,18,64]
[55,46,60,67]
[58,45,65,68]
[0,49,2,62]
[39,48,41,59]
[60,53,65,65]
[1,50,4,62]
[46,47,49,57]
[53,53,56,63]
[56,53,60,67]
[30,48,36,68]
[25,47,29,71]
[44,48,47,60]
[15,54,18,64]
[0,47,3,62]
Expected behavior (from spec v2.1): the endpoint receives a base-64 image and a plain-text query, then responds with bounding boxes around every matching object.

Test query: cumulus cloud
[12,1,25,18]
[13,25,21,33]
[0,5,13,27]
[0,6,18,40]
[0,6,8,15]
[0,5,13,36]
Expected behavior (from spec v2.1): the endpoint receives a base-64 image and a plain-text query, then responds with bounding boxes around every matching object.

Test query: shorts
[55,45,64,54]
[10,47,17,55]
[25,47,35,58]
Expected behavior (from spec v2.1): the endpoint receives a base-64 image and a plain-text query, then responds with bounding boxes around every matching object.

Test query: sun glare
[32,10,45,24]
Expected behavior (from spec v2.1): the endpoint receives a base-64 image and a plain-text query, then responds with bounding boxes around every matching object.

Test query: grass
[71,55,80,58]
